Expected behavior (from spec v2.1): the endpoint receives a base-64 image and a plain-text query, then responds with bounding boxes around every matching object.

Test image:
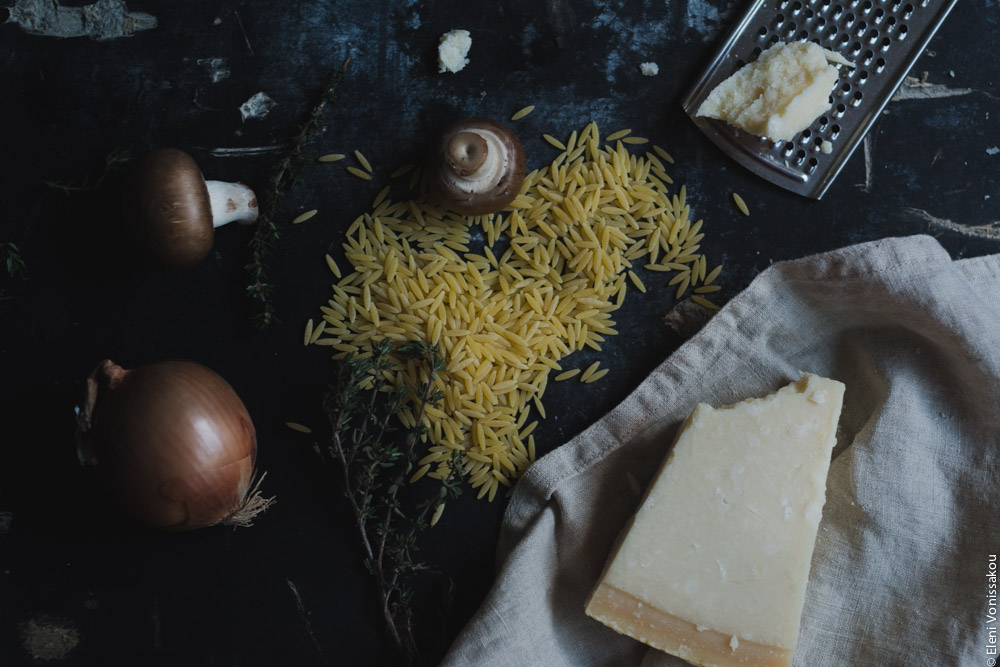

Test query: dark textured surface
[1,1,997,665]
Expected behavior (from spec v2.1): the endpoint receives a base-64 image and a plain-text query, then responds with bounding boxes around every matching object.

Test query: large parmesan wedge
[696,41,853,142]
[586,374,845,667]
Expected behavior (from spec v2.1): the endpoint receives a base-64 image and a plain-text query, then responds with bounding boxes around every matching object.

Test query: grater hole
[831,124,841,138]
[752,46,762,57]
[841,82,852,93]
[839,33,850,45]
[855,21,868,37]
[868,28,880,43]
[898,23,908,39]
[784,143,796,157]
[801,128,812,143]
[797,29,809,39]
[835,103,847,118]
[795,149,807,165]
[805,8,814,18]
[776,13,786,26]
[845,12,855,27]
[814,137,825,149]
[858,70,869,84]
[807,157,819,173]
[816,16,826,27]
[792,1,802,13]
[785,21,798,37]
[851,41,863,56]
[881,36,891,51]
[862,49,874,65]
[874,7,885,21]
[832,4,843,18]
[852,91,864,106]
[818,116,830,130]
[875,57,886,72]
[887,16,896,28]
[770,34,781,44]
[758,26,768,38]
[862,0,873,12]
[827,25,839,39]
[903,3,914,18]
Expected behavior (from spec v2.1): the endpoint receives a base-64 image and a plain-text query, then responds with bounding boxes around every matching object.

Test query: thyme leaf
[247,56,351,329]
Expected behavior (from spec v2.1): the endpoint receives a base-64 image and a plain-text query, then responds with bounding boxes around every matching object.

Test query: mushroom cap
[129,148,213,269]
[428,117,526,216]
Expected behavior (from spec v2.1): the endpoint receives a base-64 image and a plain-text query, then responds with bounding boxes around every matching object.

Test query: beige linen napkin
[442,235,1000,667]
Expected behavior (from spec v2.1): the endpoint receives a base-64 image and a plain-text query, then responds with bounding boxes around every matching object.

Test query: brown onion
[76,359,273,531]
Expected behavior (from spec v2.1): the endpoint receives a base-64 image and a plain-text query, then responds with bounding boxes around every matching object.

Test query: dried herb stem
[324,338,462,666]
[43,147,131,196]
[1,242,26,280]
[247,56,351,329]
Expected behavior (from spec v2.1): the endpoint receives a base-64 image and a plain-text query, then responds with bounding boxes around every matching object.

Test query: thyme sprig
[1,242,26,279]
[43,147,132,195]
[324,338,464,665]
[247,56,351,329]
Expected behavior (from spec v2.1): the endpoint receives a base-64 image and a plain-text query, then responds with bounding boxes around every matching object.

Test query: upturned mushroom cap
[129,148,215,269]
[428,117,526,216]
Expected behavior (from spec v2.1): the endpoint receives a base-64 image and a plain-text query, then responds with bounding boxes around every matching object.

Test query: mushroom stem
[205,180,259,228]
[447,132,489,178]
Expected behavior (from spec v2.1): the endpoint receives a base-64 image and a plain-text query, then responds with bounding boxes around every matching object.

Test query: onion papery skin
[85,360,258,531]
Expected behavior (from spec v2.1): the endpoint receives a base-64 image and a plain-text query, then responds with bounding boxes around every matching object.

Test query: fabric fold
[443,235,999,667]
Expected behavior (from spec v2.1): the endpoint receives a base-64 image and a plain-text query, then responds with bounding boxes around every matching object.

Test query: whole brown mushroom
[428,118,526,216]
[127,148,258,269]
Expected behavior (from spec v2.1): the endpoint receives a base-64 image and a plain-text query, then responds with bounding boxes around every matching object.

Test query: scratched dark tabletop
[1,1,997,665]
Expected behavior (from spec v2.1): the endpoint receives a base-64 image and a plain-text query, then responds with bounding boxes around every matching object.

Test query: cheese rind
[585,374,845,667]
[696,41,852,142]
[587,584,790,667]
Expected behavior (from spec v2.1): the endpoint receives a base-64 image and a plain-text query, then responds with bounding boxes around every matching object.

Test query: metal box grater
[681,0,960,199]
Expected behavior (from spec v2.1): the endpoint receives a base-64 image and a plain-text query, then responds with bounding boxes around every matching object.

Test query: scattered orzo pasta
[325,254,342,278]
[691,294,720,310]
[310,121,721,500]
[542,134,566,150]
[303,318,314,346]
[511,105,535,121]
[347,166,372,180]
[733,192,750,216]
[292,209,318,224]
[354,150,373,173]
[389,164,414,179]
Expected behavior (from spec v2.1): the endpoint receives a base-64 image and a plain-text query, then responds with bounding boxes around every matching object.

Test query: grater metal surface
[681,0,959,199]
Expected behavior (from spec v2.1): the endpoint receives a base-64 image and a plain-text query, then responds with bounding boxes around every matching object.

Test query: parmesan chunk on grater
[681,0,960,198]
[696,41,852,142]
